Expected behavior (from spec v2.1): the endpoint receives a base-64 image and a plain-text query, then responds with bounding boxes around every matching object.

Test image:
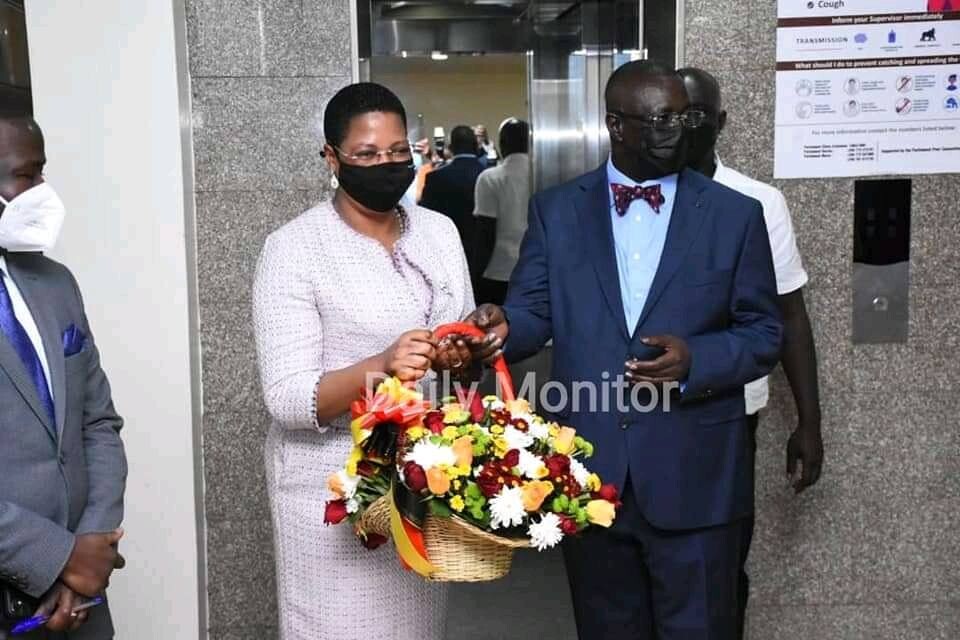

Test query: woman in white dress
[252,83,497,639]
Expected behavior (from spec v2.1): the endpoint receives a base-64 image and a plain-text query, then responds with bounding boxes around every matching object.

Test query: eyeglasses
[332,143,414,166]
[609,109,707,131]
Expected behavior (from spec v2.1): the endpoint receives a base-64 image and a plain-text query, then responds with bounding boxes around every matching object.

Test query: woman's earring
[330,173,339,190]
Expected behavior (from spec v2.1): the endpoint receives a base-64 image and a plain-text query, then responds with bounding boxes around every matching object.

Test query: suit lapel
[6,258,64,442]
[634,170,710,332]
[575,167,630,341]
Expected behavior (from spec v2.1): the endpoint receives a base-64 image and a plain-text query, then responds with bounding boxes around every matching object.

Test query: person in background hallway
[473,117,531,305]
[474,124,499,168]
[419,125,486,286]
[0,113,126,639]
[468,61,782,640]
[679,67,824,640]
[253,83,485,640]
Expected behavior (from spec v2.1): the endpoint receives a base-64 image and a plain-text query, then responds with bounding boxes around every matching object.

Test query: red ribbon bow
[611,183,665,216]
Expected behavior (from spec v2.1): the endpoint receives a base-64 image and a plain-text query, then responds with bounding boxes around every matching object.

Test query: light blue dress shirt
[606,157,679,334]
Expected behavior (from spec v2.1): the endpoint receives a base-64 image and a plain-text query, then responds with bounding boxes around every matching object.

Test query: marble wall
[185,1,959,638]
[685,1,960,638]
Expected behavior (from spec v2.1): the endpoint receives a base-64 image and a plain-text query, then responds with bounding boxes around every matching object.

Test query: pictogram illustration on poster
[775,0,960,178]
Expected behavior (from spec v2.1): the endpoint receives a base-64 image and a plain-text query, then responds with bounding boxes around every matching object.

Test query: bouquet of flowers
[324,324,621,581]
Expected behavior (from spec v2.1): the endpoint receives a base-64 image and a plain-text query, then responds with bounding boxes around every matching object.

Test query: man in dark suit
[469,62,782,639]
[0,115,126,639]
[419,124,486,284]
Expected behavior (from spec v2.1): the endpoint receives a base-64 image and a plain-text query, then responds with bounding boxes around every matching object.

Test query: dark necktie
[611,183,665,216]
[0,268,55,426]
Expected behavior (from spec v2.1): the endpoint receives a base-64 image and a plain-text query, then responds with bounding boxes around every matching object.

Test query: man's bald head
[677,67,723,114]
[676,68,727,176]
[0,115,46,209]
[605,60,684,113]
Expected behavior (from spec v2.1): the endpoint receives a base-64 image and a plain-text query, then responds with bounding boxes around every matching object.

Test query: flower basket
[361,494,529,582]
[325,322,620,583]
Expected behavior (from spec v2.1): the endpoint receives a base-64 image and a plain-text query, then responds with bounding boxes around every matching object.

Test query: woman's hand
[381,330,437,382]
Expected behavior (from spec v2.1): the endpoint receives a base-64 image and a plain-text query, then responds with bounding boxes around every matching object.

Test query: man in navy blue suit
[419,125,486,284]
[468,61,782,639]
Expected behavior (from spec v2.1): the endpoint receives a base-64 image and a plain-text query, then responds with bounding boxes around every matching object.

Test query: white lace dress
[252,202,474,640]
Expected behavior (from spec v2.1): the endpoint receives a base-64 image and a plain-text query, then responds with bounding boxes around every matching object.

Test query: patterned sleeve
[252,232,325,431]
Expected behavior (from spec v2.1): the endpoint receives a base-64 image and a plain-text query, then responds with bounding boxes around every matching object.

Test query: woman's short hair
[323,82,407,147]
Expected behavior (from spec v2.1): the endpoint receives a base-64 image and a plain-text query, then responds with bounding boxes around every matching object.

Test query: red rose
[598,484,619,503]
[324,499,348,525]
[424,411,445,434]
[559,515,579,536]
[361,532,388,550]
[503,449,521,468]
[403,462,428,492]
[545,454,570,479]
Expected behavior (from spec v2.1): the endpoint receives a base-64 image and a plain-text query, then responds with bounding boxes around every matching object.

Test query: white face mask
[0,182,66,252]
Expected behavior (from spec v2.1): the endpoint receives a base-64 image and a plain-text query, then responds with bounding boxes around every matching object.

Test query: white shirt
[712,158,808,415]
[474,153,531,282]
[0,255,54,397]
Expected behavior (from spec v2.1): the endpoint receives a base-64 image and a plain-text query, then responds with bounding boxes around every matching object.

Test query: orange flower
[553,426,577,455]
[427,466,451,495]
[586,500,616,527]
[452,436,474,468]
[327,473,345,499]
[521,480,555,512]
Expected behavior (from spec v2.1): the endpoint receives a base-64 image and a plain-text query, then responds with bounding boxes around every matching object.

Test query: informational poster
[775,1,960,178]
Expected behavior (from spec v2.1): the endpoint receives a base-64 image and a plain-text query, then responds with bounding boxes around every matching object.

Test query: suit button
[619,419,629,430]
[705,389,713,396]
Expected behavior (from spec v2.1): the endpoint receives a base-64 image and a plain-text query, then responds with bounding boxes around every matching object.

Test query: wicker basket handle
[433,322,515,403]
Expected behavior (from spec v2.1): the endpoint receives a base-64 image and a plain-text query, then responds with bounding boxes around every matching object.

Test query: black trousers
[737,412,760,640]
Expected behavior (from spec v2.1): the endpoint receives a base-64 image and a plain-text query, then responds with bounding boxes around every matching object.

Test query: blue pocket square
[62,324,87,357]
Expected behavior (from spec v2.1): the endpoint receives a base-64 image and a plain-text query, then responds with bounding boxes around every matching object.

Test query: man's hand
[34,582,89,632]
[433,334,474,378]
[786,424,823,493]
[624,335,691,384]
[60,529,123,597]
[463,304,507,364]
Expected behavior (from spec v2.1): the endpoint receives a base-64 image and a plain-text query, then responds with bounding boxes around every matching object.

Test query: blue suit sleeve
[682,200,783,400]
[502,195,553,362]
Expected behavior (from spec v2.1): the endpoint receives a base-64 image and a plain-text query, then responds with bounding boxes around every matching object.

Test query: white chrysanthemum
[518,449,547,480]
[483,396,506,411]
[569,458,590,487]
[528,420,551,441]
[346,498,360,514]
[489,486,526,530]
[503,425,534,451]
[404,440,457,469]
[336,470,360,499]
[527,513,564,551]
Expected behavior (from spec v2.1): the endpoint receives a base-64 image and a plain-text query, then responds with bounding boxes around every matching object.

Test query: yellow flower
[427,466,451,495]
[452,435,474,468]
[453,479,463,491]
[548,423,560,438]
[531,464,550,480]
[449,495,466,512]
[441,426,460,440]
[521,480,555,511]
[586,473,602,492]
[442,403,470,424]
[586,500,616,528]
[490,424,505,435]
[406,426,426,442]
[493,436,510,458]
[483,395,500,405]
[553,426,577,455]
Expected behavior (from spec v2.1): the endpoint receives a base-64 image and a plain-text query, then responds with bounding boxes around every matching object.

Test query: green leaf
[429,499,453,518]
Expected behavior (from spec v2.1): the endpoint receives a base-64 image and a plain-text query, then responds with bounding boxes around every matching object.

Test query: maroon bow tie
[611,183,665,216]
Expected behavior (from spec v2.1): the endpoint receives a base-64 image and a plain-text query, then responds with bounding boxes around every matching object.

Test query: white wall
[24,1,203,638]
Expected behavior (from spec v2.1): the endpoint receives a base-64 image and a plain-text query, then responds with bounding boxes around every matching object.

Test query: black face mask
[336,159,415,213]
[686,122,720,169]
[623,126,688,178]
